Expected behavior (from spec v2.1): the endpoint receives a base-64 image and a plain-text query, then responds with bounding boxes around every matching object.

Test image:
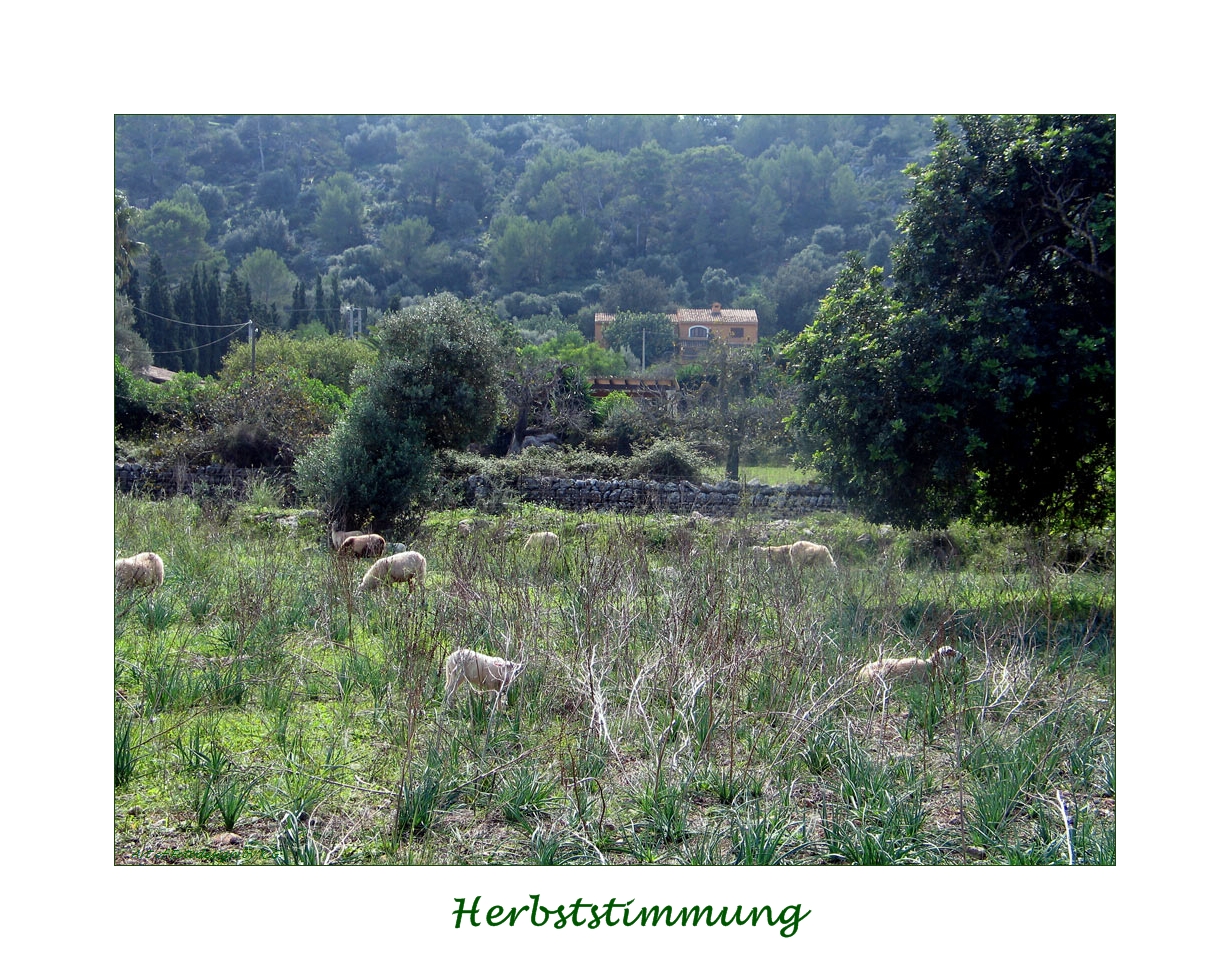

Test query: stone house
[594,303,759,361]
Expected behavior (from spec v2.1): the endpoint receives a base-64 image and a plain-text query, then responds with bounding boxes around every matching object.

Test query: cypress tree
[173,277,197,373]
[144,253,177,371]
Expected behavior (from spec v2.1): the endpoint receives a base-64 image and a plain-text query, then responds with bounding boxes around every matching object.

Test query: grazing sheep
[114,551,165,590]
[789,540,838,570]
[523,530,560,551]
[330,529,361,549]
[857,646,962,685]
[752,540,838,570]
[336,533,387,559]
[443,647,525,705]
[750,544,793,563]
[358,550,426,592]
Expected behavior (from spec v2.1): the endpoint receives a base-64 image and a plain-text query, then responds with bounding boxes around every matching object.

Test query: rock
[212,832,244,848]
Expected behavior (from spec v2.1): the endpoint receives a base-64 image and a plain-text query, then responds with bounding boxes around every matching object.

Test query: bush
[294,294,507,526]
[114,358,161,437]
[143,366,343,469]
[219,332,376,394]
[627,439,707,482]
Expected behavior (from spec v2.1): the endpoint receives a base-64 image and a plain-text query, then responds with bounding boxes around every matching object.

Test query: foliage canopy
[786,115,1115,530]
[294,293,508,527]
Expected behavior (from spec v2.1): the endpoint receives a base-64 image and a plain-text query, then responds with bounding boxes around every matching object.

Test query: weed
[498,765,560,830]
[728,800,810,865]
[271,813,326,865]
[114,712,138,788]
[214,775,256,832]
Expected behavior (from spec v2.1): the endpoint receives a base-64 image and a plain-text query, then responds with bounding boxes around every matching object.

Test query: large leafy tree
[680,341,796,480]
[295,293,508,527]
[786,115,1114,530]
[602,312,675,369]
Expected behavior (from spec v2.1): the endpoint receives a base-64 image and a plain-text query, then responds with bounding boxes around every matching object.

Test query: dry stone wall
[115,462,294,500]
[115,463,841,518]
[466,474,840,518]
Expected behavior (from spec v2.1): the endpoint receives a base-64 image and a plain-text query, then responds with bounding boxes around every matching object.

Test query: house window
[689,325,710,339]
[730,327,744,338]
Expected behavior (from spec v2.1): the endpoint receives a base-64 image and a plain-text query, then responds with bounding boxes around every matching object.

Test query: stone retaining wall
[466,473,840,517]
[115,463,840,518]
[115,462,295,500]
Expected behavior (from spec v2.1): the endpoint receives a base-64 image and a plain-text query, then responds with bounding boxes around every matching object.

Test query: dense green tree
[154,365,344,469]
[600,269,671,314]
[114,115,201,200]
[222,270,252,326]
[786,115,1115,530]
[527,327,626,377]
[294,294,508,526]
[239,248,296,315]
[135,186,222,281]
[114,190,145,287]
[602,312,675,369]
[398,116,494,233]
[219,331,376,393]
[313,172,366,254]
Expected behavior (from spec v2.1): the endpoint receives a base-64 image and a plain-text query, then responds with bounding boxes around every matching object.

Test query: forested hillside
[114,114,937,372]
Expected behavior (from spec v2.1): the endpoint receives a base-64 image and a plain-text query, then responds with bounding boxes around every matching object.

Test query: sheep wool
[523,530,560,551]
[337,533,387,559]
[443,648,525,704]
[115,552,165,590]
[857,646,962,685]
[750,544,793,562]
[789,540,838,570]
[358,550,426,592]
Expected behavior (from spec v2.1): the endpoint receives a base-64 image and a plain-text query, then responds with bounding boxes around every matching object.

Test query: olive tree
[295,293,508,527]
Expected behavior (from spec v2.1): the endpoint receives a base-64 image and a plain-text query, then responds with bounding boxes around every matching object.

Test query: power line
[125,322,251,355]
[131,307,253,329]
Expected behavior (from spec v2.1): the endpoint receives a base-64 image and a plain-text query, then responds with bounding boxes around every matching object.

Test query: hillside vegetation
[115,113,936,362]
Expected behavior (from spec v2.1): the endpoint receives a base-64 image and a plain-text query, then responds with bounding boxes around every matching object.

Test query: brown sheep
[752,540,838,570]
[114,552,165,590]
[750,544,792,562]
[336,533,386,559]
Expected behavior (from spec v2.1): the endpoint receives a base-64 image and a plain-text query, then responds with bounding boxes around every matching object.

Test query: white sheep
[750,543,792,563]
[789,540,838,570]
[358,550,426,592]
[336,533,387,559]
[442,647,525,705]
[114,551,165,590]
[523,530,560,552]
[856,645,962,685]
[751,540,838,570]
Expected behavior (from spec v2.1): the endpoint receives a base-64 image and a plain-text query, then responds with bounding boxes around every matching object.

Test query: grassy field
[113,489,1115,866]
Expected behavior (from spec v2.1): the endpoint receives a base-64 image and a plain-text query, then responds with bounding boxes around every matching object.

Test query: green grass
[702,463,814,485]
[113,492,1115,866]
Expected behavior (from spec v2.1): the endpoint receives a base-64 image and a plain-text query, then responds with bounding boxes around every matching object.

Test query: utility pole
[248,320,257,375]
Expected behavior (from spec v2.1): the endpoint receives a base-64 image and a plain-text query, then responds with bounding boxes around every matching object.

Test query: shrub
[114,358,161,437]
[295,294,507,526]
[151,366,343,468]
[627,439,707,481]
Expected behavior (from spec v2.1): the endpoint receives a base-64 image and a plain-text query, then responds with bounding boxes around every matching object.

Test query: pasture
[113,490,1115,865]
